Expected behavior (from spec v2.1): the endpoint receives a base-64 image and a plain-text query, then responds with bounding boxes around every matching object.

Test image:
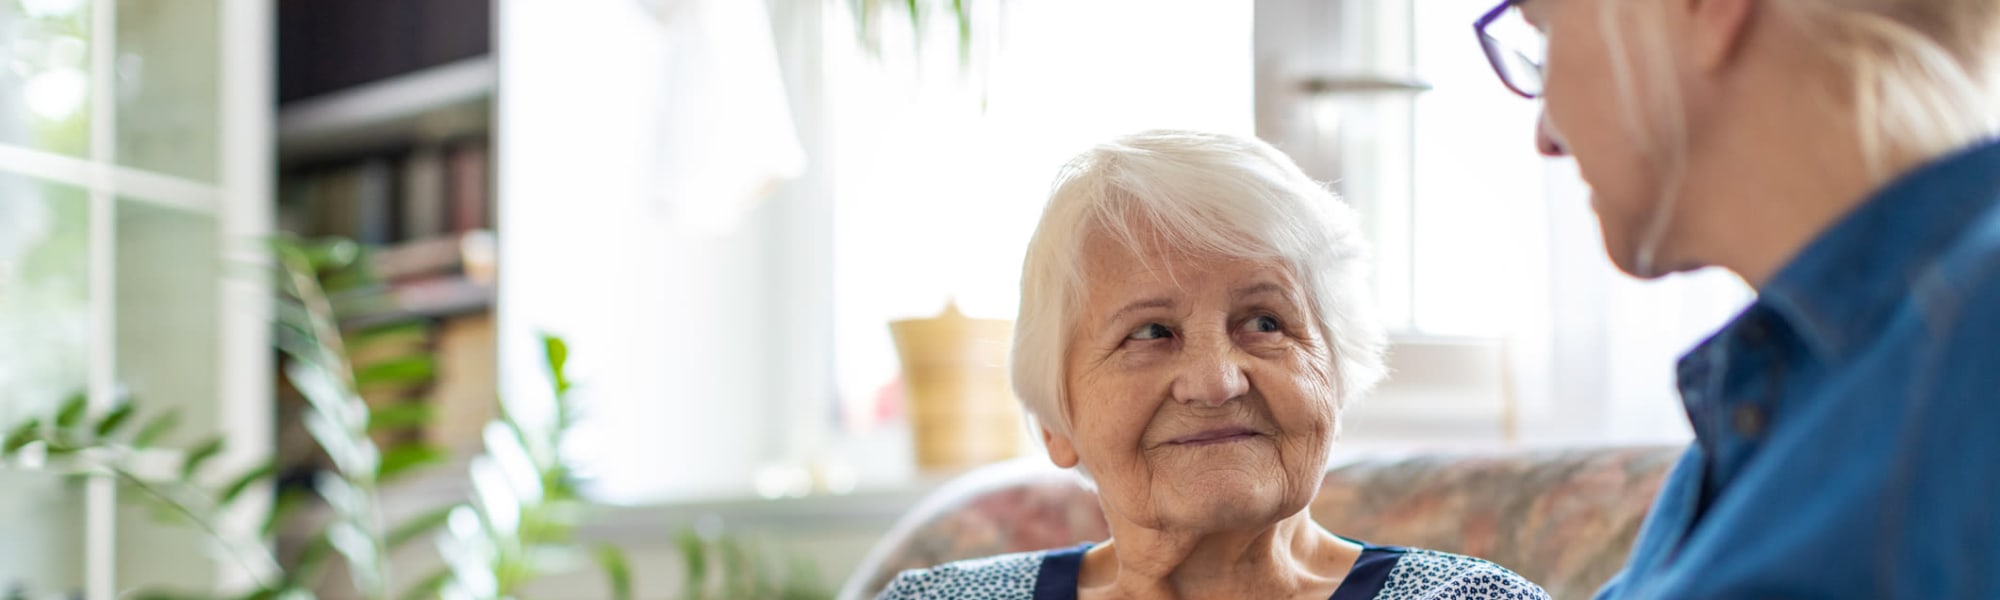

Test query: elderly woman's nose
[1536,110,1568,157]
[1173,340,1251,406]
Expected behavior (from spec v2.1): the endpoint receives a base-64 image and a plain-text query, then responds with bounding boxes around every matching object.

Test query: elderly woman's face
[1047,225,1340,533]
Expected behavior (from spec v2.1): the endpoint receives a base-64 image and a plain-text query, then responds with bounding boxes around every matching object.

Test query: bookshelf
[273,0,498,482]
[277,56,495,165]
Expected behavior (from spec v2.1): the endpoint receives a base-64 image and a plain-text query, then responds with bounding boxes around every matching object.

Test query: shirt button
[1732,405,1767,438]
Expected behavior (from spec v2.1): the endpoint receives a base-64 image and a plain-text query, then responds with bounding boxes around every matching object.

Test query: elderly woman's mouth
[1166,427,1262,447]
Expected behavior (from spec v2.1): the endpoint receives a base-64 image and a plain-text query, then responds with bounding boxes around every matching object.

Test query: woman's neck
[1668,23,1934,288]
[1078,510,1360,600]
[1677,117,1880,288]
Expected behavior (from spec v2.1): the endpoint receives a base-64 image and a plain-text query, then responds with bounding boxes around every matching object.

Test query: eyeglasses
[1475,0,1546,99]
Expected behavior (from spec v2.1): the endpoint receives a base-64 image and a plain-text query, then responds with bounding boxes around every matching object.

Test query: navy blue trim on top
[1034,543,1092,600]
[1030,541,1406,600]
[1330,544,1408,600]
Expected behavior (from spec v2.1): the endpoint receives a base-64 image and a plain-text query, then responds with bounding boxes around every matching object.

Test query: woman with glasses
[1477,0,2000,597]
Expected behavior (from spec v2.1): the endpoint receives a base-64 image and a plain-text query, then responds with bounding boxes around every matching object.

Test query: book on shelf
[369,229,497,284]
[316,166,358,242]
[430,312,498,455]
[331,274,494,329]
[355,158,394,245]
[447,139,490,233]
[277,136,492,244]
[400,147,447,240]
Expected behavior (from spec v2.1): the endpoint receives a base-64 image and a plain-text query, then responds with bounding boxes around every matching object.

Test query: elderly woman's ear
[1040,427,1080,469]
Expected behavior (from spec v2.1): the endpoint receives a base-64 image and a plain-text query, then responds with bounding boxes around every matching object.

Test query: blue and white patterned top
[877,541,1549,599]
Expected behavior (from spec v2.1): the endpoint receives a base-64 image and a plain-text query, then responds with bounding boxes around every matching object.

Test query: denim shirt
[1596,138,2000,599]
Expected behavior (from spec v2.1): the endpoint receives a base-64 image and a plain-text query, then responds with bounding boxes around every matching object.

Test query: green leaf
[132,408,182,448]
[146,500,192,526]
[3,418,41,455]
[354,356,436,390]
[180,436,226,479]
[287,360,365,431]
[318,264,377,295]
[396,567,452,600]
[272,298,316,335]
[721,534,752,599]
[129,592,213,600]
[291,532,334,586]
[294,237,360,271]
[367,402,434,433]
[262,487,307,537]
[234,586,293,600]
[218,461,277,506]
[387,504,456,551]
[93,403,135,439]
[542,333,571,396]
[954,0,972,65]
[783,553,832,600]
[302,410,370,477]
[54,392,88,429]
[543,334,569,375]
[349,322,430,355]
[43,443,82,456]
[377,444,448,482]
[596,544,634,600]
[678,528,707,599]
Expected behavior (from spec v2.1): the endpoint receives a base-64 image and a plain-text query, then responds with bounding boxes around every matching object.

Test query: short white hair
[1011,129,1386,438]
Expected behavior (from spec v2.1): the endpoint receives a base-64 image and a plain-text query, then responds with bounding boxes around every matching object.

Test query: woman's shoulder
[875,547,1072,600]
[1370,546,1549,600]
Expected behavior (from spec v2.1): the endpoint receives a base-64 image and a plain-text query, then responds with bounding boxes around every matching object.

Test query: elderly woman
[879,130,1546,599]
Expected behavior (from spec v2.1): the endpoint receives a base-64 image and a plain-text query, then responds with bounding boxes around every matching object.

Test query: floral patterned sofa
[839,446,1682,600]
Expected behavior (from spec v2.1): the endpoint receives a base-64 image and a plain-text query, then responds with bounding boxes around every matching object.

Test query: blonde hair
[1779,0,2000,173]
[1607,0,2000,178]
[1602,0,2000,274]
[1011,130,1386,438]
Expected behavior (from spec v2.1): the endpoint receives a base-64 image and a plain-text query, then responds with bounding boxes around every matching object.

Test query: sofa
[840,446,1682,600]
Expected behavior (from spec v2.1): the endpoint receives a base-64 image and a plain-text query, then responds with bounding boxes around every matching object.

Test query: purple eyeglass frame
[1475,0,1541,99]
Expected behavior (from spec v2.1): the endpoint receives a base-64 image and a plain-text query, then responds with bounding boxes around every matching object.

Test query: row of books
[279,138,491,246]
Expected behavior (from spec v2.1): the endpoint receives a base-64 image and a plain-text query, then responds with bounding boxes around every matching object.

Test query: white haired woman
[877,130,1548,599]
[1476,0,2000,597]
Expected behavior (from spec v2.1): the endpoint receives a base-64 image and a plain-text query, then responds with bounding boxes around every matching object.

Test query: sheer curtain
[1515,159,1751,445]
[499,0,817,503]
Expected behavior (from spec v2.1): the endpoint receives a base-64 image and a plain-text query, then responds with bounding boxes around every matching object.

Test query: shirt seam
[1884,251,2000,597]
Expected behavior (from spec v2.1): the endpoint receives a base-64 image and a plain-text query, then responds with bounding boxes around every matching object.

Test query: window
[0,0,270,594]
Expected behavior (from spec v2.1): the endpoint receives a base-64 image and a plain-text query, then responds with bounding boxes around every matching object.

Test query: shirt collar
[1757,137,2000,364]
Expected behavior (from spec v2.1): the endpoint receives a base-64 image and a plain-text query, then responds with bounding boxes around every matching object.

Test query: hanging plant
[848,0,987,68]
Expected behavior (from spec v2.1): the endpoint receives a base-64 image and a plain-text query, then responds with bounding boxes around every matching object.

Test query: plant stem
[111,464,281,590]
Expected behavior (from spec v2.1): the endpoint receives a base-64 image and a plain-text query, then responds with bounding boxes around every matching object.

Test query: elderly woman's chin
[1129,438,1316,530]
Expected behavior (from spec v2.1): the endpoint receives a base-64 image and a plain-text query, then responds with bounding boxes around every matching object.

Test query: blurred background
[0,0,1754,598]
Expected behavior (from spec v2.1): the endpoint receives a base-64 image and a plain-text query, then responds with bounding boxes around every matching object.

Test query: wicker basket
[890,301,1025,471]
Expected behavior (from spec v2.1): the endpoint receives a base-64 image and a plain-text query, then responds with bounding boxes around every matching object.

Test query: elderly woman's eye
[1242,315,1282,334]
[1127,323,1173,341]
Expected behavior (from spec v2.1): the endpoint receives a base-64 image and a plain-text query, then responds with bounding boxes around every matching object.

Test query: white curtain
[1511,159,1751,445]
[499,0,811,503]
[646,0,807,233]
